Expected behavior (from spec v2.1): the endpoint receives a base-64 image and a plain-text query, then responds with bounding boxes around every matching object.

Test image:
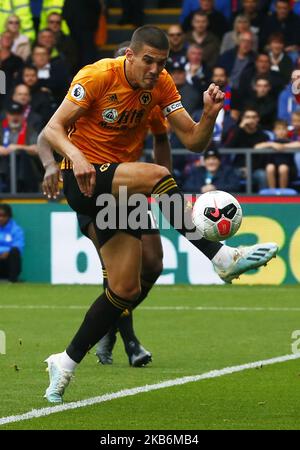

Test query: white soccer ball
[192,190,242,242]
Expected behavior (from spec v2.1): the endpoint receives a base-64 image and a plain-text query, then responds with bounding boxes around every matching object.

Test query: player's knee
[151,165,171,186]
[111,283,141,302]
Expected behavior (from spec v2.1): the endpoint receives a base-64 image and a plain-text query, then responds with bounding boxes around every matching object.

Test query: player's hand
[43,162,61,199]
[203,83,225,117]
[73,158,96,197]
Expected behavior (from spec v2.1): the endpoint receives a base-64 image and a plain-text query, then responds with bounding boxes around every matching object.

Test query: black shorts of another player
[62,163,159,247]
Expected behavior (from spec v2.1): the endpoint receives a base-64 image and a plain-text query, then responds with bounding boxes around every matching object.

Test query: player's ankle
[212,245,237,269]
[59,350,77,372]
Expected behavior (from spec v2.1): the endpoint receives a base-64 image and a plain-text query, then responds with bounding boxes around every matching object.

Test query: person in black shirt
[225,108,269,191]
[255,119,297,188]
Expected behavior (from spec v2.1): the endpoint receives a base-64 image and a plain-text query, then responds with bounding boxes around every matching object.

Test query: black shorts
[63,164,159,247]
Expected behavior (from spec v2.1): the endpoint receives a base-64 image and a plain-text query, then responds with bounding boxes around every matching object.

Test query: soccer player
[38,102,170,367]
[43,25,278,403]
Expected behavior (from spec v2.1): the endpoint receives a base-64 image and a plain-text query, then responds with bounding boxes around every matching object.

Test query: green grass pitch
[1,284,300,430]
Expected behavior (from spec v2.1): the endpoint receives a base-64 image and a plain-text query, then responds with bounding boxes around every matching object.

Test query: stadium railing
[2,147,300,197]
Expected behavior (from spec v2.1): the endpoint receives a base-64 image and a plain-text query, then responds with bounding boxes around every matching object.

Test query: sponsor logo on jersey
[102,108,119,123]
[139,92,152,105]
[163,101,183,117]
[100,163,111,172]
[71,83,85,100]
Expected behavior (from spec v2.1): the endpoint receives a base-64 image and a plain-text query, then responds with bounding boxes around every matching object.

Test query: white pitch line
[1,353,300,427]
[1,304,300,312]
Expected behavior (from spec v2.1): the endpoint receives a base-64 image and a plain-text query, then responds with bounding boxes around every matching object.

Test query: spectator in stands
[207,66,239,145]
[285,111,300,183]
[243,76,278,130]
[166,24,188,72]
[18,65,57,126]
[0,31,24,96]
[277,69,300,124]
[224,108,269,191]
[184,43,211,90]
[168,61,204,181]
[220,14,258,54]
[232,0,264,34]
[181,0,229,40]
[46,12,78,75]
[181,0,237,23]
[39,0,70,36]
[186,11,220,69]
[11,83,43,131]
[268,0,300,15]
[255,119,296,188]
[0,101,40,193]
[289,111,300,141]
[217,31,256,89]
[31,44,70,104]
[5,14,31,61]
[267,32,293,85]
[183,146,241,193]
[169,61,204,115]
[260,0,300,52]
[0,0,35,42]
[239,53,285,103]
[63,0,101,66]
[36,29,61,61]
[0,203,24,283]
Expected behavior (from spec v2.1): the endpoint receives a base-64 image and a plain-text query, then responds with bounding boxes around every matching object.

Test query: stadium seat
[259,188,298,196]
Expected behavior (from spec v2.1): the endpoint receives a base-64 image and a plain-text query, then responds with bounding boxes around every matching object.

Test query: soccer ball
[192,190,242,242]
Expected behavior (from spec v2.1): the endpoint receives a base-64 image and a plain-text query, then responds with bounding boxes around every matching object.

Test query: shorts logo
[71,84,85,100]
[102,108,118,123]
[139,92,152,105]
[100,163,111,172]
[163,101,183,117]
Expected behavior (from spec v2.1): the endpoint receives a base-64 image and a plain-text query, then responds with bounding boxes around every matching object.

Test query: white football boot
[213,242,278,283]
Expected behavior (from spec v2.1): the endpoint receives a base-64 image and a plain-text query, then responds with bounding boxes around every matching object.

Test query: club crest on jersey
[71,83,85,100]
[102,108,118,123]
[99,163,111,172]
[139,92,152,105]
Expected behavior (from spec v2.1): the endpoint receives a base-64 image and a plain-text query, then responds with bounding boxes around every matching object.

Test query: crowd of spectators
[168,0,300,193]
[0,0,300,194]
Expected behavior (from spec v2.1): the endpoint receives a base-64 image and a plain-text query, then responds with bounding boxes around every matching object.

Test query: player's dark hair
[0,203,12,218]
[130,25,169,53]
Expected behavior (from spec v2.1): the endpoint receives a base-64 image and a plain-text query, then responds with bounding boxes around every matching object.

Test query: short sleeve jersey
[65,56,182,163]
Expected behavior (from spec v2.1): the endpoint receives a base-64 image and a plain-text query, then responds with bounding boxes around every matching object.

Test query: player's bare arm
[44,99,96,197]
[168,84,225,152]
[37,130,61,199]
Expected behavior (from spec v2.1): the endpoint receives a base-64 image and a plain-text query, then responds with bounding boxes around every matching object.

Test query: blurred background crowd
[1,0,300,195]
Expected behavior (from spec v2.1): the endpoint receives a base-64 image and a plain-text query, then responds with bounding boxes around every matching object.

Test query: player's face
[127,45,169,90]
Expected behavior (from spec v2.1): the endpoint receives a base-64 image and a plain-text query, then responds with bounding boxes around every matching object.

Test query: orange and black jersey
[64,56,183,164]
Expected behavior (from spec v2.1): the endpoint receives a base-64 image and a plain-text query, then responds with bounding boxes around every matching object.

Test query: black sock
[117,311,138,345]
[66,288,131,363]
[152,175,222,259]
